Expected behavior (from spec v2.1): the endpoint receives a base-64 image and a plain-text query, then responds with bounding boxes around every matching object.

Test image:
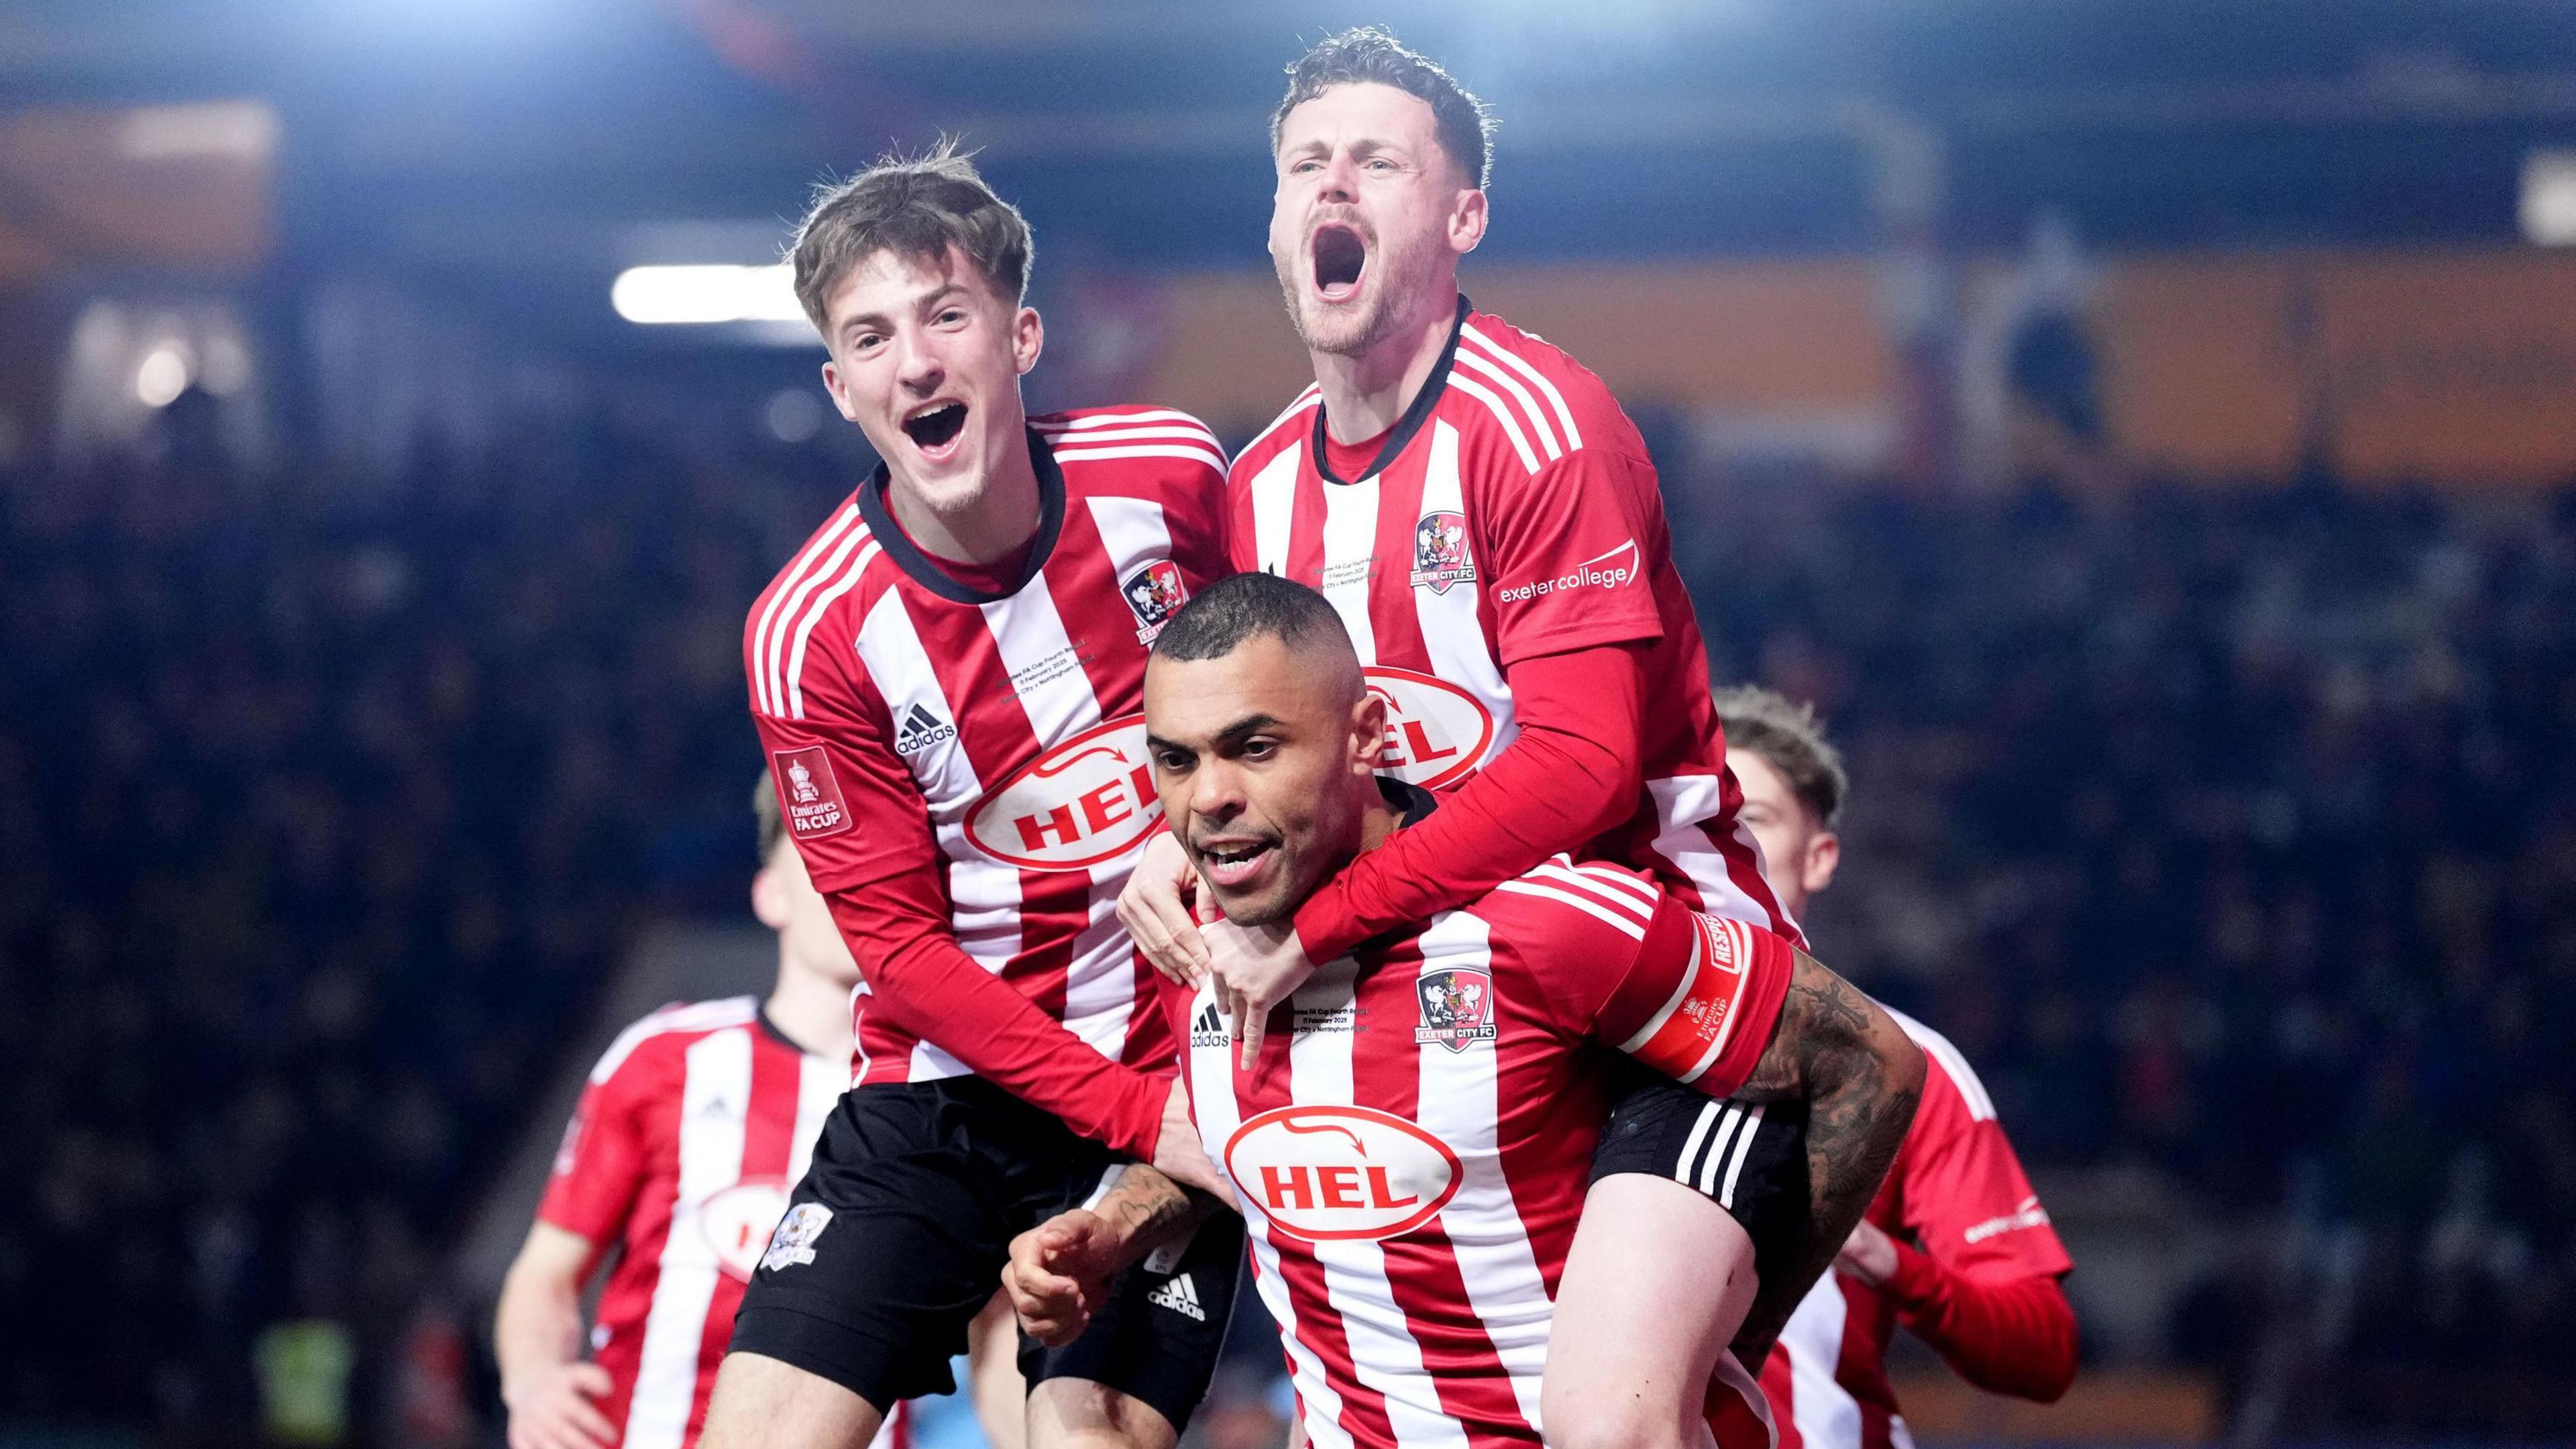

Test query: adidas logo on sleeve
[1189,1002,1230,1050]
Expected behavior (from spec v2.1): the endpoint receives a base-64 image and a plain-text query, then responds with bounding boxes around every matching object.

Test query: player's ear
[1350,688,1387,775]
[819,357,862,423]
[1448,186,1488,256]
[1012,306,1044,376]
[1803,830,1841,898]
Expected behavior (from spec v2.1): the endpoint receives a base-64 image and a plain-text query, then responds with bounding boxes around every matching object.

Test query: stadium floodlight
[610,264,805,325]
[2522,149,2576,246]
[135,346,191,407]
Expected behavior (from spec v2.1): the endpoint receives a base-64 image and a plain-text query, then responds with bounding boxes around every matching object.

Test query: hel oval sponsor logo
[699,1179,792,1282]
[1364,667,1495,792]
[965,715,1163,871]
[1222,1104,1462,1242]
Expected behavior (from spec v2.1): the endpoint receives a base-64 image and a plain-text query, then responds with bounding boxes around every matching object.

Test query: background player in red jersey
[1004,573,1924,1449]
[495,774,1032,1449]
[702,150,1240,1449]
[493,775,886,1449]
[1117,30,1833,1446]
[1712,687,2079,1448]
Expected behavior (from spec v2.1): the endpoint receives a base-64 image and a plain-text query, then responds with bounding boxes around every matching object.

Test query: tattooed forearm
[1095,1164,1224,1260]
[1728,952,1927,1364]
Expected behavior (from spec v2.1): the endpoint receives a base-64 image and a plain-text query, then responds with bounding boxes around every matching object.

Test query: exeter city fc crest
[1409,511,1476,594]
[1415,967,1497,1052]
[1121,559,1190,644]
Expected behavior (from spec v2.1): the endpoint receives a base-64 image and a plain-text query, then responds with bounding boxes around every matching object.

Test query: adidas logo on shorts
[1189,1002,1229,1050]
[1146,1273,1204,1322]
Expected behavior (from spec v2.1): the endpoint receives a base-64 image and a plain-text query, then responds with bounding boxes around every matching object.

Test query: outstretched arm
[1728,952,1926,1364]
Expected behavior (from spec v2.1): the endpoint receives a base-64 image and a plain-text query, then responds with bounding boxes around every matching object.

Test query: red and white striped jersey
[1165,834,1796,1449]
[1758,1014,2072,1449]
[1224,299,1792,941]
[745,409,1230,1093]
[539,998,846,1449]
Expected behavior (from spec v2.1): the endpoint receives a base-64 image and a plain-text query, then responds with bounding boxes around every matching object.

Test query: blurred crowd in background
[3,397,2571,1442]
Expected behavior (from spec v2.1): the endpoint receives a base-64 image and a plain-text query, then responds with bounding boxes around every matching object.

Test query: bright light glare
[611,264,804,325]
[2521,150,2576,246]
[119,101,280,162]
[136,347,192,407]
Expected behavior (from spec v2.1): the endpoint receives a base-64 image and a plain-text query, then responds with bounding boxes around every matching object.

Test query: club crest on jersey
[1409,511,1476,594]
[760,1201,831,1273]
[1120,559,1190,644]
[771,748,851,839]
[1415,967,1497,1052]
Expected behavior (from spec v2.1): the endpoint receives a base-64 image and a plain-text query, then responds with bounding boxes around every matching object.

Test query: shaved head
[1144,576,1386,926]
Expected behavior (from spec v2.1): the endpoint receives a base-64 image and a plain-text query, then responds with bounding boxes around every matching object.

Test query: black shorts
[729,1077,1240,1428]
[1589,1067,1809,1291]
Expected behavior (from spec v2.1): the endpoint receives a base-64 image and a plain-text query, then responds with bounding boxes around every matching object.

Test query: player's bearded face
[816,246,1038,508]
[1145,639,1381,928]
[1271,85,1472,358]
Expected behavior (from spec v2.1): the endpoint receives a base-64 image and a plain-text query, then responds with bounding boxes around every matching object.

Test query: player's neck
[1311,286,1460,445]
[883,424,1042,566]
[763,956,853,1063]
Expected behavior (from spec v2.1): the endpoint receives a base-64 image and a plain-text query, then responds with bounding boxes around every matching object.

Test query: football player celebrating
[1012,573,1925,1449]
[495,776,1025,1449]
[701,148,1240,1449]
[1710,688,2079,1447]
[495,774,864,1449]
[1118,27,1826,1434]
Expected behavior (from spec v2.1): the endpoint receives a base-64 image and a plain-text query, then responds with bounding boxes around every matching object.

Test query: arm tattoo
[1094,1165,1224,1262]
[1729,953,1925,1363]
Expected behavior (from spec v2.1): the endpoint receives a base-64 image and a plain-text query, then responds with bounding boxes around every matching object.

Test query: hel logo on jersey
[1414,967,1498,1052]
[1409,511,1476,594]
[964,716,1162,870]
[1223,1106,1462,1242]
[770,748,851,839]
[700,1179,792,1282]
[1120,559,1190,644]
[1364,667,1495,791]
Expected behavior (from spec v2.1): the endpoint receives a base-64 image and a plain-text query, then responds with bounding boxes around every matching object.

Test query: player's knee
[1541,1393,1697,1449]
[1542,1363,1705,1449]
[1027,1378,1176,1449]
[700,1351,883,1449]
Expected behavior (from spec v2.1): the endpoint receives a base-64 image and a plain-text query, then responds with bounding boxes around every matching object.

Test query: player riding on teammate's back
[1117,30,1843,1446]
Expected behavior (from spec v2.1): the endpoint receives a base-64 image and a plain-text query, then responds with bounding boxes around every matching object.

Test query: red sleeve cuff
[1290,884,1368,966]
[1881,1238,1947,1310]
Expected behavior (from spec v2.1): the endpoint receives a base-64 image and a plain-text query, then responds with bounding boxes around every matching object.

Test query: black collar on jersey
[1309,292,1472,486]
[757,1004,816,1059]
[855,425,1067,606]
[1380,774,1438,827]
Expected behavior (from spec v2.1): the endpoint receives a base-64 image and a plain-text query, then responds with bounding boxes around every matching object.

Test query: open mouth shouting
[901,398,970,462]
[1311,223,1367,303]
[1194,833,1281,891]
